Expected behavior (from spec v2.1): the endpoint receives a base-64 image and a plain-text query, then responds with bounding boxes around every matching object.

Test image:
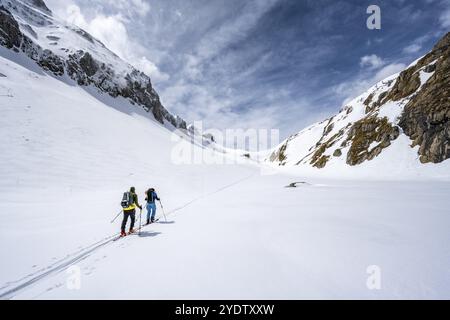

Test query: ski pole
[139,208,142,235]
[158,200,167,222]
[110,209,123,223]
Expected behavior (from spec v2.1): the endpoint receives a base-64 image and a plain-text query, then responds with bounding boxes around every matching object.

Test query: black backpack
[121,191,134,208]
[146,188,155,202]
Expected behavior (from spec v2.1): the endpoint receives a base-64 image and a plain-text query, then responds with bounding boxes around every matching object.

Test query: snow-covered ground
[1,47,449,299]
[4,175,450,300]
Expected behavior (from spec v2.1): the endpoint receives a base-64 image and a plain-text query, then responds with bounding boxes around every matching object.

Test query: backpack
[121,191,134,208]
[146,188,155,202]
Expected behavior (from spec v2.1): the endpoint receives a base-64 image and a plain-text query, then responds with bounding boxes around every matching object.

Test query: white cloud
[403,43,422,54]
[47,0,150,19]
[64,5,128,59]
[439,8,450,28]
[359,54,385,69]
[373,63,406,82]
[63,4,81,23]
[85,14,129,58]
[127,0,151,17]
[402,33,434,55]
[194,0,279,61]
[46,0,292,136]
[95,0,151,18]
[136,57,170,82]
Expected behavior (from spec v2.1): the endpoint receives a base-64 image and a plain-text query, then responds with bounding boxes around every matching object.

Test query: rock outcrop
[398,33,450,163]
[0,6,22,49]
[345,117,399,166]
[269,142,288,164]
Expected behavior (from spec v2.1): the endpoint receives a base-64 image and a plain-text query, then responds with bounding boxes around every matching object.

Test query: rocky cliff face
[268,32,449,168]
[397,33,450,163]
[0,5,22,49]
[0,0,187,130]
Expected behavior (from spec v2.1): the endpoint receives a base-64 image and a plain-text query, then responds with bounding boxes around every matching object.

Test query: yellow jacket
[123,192,141,211]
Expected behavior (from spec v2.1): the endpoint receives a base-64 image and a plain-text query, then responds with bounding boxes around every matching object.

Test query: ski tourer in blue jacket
[145,188,160,224]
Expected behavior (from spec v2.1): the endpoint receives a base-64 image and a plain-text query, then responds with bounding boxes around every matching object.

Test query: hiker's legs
[146,203,152,221]
[121,211,130,232]
[150,203,157,220]
[129,210,136,231]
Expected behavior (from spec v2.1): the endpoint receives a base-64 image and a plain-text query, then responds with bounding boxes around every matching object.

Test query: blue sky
[46,0,450,138]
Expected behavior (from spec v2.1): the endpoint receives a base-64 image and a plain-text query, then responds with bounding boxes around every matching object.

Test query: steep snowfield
[1,48,450,299]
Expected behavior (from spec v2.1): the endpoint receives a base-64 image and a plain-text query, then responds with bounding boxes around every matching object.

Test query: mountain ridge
[1,0,448,173]
[0,0,187,130]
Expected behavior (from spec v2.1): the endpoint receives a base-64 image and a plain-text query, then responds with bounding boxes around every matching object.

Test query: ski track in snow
[0,173,255,299]
[164,173,255,216]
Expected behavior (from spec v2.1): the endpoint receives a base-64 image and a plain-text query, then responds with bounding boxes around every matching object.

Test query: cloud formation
[45,0,448,139]
[360,54,385,69]
[439,9,450,28]
[48,0,168,82]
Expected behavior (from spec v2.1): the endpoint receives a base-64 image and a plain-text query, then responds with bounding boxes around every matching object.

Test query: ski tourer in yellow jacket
[123,186,142,211]
[121,187,142,236]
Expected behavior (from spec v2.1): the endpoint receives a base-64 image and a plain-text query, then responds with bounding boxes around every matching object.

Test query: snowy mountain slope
[0,0,449,300]
[267,32,450,175]
[1,50,449,299]
[0,0,186,129]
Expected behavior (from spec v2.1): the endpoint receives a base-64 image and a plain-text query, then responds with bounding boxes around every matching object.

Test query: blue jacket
[146,190,159,203]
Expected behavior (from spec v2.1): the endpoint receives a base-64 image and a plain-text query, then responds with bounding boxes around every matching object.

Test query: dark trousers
[121,209,136,232]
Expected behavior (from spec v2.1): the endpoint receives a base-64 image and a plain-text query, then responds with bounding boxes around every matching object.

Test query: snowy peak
[268,32,449,169]
[0,0,187,129]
